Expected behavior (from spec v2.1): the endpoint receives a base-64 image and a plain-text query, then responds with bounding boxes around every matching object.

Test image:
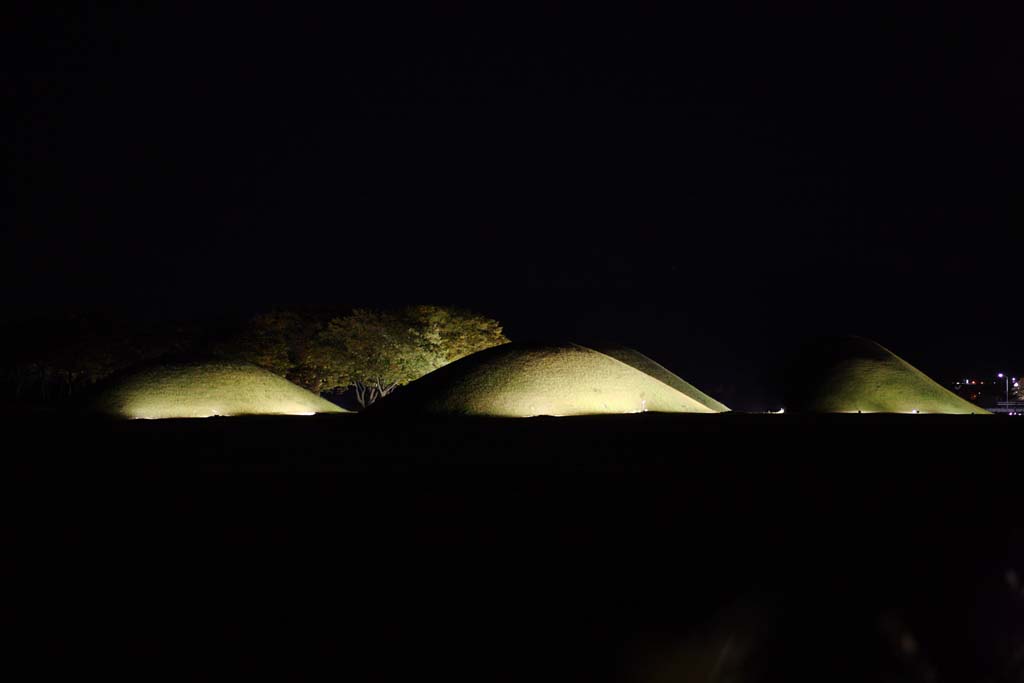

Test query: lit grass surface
[88,361,347,419]
[373,342,724,417]
[787,337,989,415]
[595,345,730,412]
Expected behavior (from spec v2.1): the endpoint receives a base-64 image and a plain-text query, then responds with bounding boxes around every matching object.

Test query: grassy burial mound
[371,342,728,417]
[785,336,989,414]
[594,345,730,413]
[87,361,347,419]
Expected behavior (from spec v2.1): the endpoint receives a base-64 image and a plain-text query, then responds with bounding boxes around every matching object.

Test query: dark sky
[4,3,1021,408]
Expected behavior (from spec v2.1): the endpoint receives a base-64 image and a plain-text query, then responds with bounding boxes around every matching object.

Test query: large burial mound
[785,336,988,414]
[88,360,347,419]
[371,342,728,417]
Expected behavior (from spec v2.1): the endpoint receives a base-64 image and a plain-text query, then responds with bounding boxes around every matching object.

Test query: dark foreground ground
[8,412,1023,681]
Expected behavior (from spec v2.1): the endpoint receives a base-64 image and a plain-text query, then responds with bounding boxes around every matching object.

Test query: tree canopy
[310,306,509,405]
[210,309,337,393]
[213,305,509,404]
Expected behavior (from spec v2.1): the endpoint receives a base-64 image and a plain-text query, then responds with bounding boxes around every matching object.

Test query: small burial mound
[87,360,347,419]
[785,336,988,414]
[370,342,727,417]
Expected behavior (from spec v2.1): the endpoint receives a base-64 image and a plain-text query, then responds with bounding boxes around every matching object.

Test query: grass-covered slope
[594,345,729,412]
[785,337,989,414]
[371,342,719,417]
[88,361,346,418]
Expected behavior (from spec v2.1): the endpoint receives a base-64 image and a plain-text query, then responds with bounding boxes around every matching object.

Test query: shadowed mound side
[87,361,347,418]
[594,345,730,412]
[785,337,989,414]
[369,342,723,417]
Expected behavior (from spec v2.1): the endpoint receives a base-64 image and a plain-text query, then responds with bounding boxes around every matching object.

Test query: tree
[212,310,325,387]
[312,309,433,406]
[209,307,357,394]
[402,305,509,366]
[313,306,508,407]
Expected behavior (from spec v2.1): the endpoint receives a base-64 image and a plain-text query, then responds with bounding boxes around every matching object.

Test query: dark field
[11,413,1023,681]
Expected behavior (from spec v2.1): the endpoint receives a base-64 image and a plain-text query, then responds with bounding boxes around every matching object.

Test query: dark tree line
[1,305,508,408]
[0,315,207,402]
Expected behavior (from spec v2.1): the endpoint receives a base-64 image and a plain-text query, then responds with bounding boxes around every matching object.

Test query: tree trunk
[353,379,399,409]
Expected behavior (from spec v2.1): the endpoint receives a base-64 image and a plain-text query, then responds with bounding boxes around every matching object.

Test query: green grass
[88,361,347,419]
[594,345,730,412]
[375,342,727,417]
[788,337,989,415]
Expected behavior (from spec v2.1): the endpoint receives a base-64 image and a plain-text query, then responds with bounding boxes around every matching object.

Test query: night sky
[5,4,1021,409]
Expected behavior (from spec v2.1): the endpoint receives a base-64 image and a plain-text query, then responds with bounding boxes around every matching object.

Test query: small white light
[912,409,919,414]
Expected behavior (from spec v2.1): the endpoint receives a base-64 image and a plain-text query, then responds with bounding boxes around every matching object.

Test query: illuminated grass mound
[372,342,727,417]
[88,361,347,419]
[785,337,988,415]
